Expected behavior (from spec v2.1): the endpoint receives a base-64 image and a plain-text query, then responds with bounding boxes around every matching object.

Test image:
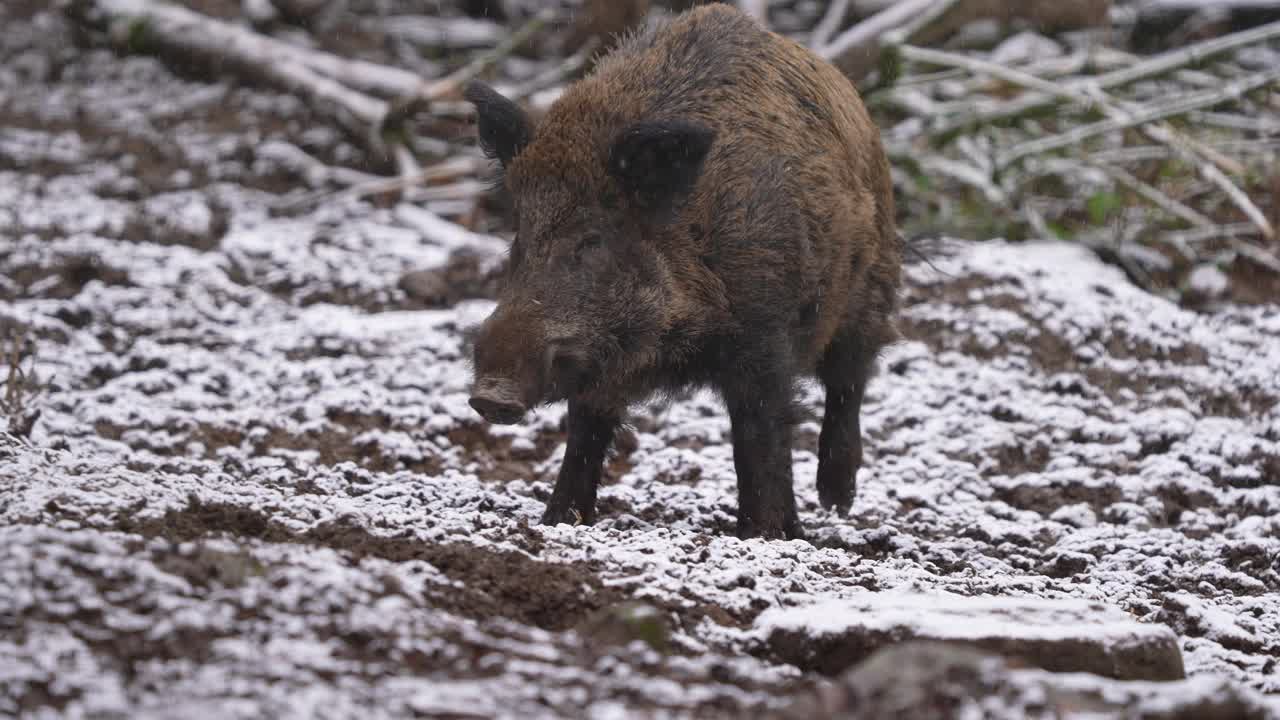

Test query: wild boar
[464,4,901,539]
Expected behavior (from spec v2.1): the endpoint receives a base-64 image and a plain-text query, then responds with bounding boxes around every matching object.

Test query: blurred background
[4,0,1278,319]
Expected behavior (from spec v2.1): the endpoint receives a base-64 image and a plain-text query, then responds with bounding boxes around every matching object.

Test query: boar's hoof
[469,379,526,425]
[737,516,806,542]
[542,505,592,527]
[818,485,854,515]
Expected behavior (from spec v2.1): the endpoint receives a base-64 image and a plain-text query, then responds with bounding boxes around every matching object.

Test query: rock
[242,0,280,26]
[989,31,1064,65]
[1041,550,1095,578]
[398,248,502,309]
[779,642,1276,720]
[398,268,451,307]
[1186,264,1230,303]
[575,601,670,655]
[138,191,224,250]
[1049,502,1098,528]
[756,592,1184,681]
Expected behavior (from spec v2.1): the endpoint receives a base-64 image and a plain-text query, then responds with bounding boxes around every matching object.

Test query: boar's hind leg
[816,331,875,513]
[722,360,804,541]
[541,401,619,527]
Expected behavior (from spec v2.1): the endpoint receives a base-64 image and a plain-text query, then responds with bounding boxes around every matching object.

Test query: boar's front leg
[722,358,804,541]
[541,401,619,527]
[816,330,875,513]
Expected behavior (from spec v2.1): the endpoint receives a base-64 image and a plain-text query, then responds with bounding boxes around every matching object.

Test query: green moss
[1087,190,1122,226]
[125,17,152,54]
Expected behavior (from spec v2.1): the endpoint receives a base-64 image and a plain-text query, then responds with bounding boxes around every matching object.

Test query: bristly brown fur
[466,5,902,540]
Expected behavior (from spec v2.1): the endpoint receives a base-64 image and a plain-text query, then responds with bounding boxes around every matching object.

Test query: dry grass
[1,322,46,440]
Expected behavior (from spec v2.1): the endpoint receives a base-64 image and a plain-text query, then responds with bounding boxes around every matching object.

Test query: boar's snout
[469,377,527,425]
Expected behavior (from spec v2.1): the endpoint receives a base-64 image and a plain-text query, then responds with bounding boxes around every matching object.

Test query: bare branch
[378,9,554,143]
[274,155,484,214]
[810,0,851,51]
[1097,163,1216,229]
[820,0,937,84]
[63,0,396,158]
[995,69,1280,167]
[935,19,1280,135]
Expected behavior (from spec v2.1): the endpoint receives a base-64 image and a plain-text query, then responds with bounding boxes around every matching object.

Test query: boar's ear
[607,120,714,213]
[464,81,533,167]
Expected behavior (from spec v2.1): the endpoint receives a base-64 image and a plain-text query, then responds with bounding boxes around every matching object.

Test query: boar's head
[463,81,714,424]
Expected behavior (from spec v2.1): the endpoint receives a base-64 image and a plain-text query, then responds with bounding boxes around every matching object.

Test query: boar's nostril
[470,378,527,425]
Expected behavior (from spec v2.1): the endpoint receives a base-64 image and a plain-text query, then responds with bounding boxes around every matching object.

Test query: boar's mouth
[543,340,597,402]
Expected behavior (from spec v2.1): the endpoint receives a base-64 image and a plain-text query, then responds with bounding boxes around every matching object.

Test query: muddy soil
[2,2,1279,719]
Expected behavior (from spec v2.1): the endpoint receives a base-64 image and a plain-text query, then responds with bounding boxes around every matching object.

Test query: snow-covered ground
[3,3,1280,718]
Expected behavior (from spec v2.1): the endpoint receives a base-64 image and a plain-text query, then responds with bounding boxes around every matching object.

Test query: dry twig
[378,10,554,147]
[933,19,1280,135]
[894,43,1278,240]
[810,0,851,51]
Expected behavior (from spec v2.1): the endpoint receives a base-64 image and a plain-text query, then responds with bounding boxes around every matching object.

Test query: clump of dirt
[149,543,267,589]
[94,414,448,477]
[114,496,295,543]
[445,423,567,483]
[398,248,504,309]
[113,496,621,632]
[1,255,134,302]
[992,478,1126,517]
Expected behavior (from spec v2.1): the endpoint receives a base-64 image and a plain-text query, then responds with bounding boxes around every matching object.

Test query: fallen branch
[1106,17,1280,87]
[880,0,963,49]
[1164,222,1263,246]
[897,43,1278,240]
[819,0,937,83]
[934,19,1280,135]
[378,10,553,144]
[65,0,421,98]
[394,204,508,257]
[1097,163,1215,229]
[374,15,506,51]
[995,69,1280,166]
[822,0,1110,84]
[62,0,397,159]
[256,140,384,188]
[507,37,600,102]
[274,155,484,214]
[1091,139,1280,164]
[1231,238,1280,274]
[810,0,851,51]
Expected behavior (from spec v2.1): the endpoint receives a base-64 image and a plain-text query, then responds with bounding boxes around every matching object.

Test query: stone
[990,31,1063,65]
[778,642,1274,720]
[755,592,1184,681]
